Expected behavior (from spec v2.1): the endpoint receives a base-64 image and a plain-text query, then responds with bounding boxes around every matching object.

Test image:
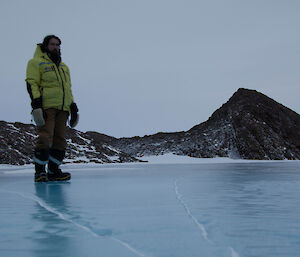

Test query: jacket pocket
[41,65,59,82]
[42,87,62,107]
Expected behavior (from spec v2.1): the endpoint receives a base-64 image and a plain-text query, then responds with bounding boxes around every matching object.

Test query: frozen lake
[1,160,300,257]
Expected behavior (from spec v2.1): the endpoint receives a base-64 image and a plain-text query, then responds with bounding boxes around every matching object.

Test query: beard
[48,49,61,65]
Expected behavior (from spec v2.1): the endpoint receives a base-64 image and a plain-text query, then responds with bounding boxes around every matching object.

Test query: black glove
[31,97,42,109]
[31,97,45,127]
[69,103,79,128]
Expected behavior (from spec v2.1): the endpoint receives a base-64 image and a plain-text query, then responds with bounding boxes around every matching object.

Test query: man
[26,35,79,182]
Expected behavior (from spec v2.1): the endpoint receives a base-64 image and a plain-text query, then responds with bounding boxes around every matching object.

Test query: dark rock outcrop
[187,88,300,159]
[0,121,36,165]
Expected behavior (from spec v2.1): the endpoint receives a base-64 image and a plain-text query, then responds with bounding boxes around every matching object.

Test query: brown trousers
[36,108,69,151]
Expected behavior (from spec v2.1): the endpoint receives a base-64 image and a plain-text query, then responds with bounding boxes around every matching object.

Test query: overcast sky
[1,0,299,138]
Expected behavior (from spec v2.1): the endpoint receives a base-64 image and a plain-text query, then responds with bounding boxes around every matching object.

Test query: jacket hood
[33,44,50,60]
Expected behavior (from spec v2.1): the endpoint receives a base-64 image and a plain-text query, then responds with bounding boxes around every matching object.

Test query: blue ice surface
[1,161,300,257]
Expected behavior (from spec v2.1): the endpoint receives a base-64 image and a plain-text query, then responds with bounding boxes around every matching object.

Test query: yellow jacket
[26,45,74,112]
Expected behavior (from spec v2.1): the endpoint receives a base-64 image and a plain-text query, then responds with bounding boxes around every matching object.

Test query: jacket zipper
[62,69,67,82]
[54,65,65,110]
[52,66,59,81]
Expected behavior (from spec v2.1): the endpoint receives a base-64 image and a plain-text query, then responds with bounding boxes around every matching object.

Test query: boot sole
[48,175,71,181]
[34,176,48,182]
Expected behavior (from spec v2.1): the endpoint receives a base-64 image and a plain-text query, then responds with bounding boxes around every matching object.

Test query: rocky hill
[0,122,140,165]
[1,88,300,165]
[110,88,300,160]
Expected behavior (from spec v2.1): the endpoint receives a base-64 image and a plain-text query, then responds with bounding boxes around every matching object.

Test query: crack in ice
[174,179,240,257]
[229,247,240,257]
[174,179,209,241]
[1,189,148,257]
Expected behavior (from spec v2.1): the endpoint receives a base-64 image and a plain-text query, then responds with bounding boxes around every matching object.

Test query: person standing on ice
[26,35,79,182]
